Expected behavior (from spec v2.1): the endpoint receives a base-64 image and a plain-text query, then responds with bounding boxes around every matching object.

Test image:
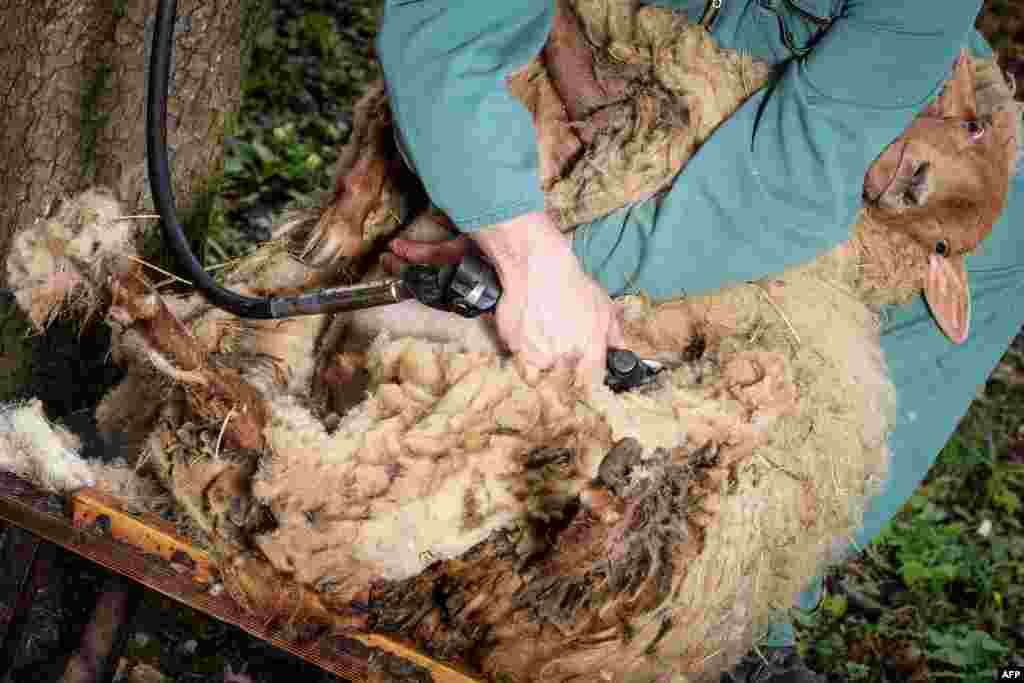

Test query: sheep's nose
[865,141,906,203]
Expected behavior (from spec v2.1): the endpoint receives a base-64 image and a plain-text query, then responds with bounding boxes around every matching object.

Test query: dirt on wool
[508,0,771,231]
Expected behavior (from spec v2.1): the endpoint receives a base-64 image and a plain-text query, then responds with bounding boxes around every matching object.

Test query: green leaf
[237,143,259,166]
[930,647,968,668]
[273,124,296,143]
[901,560,934,590]
[791,609,817,629]
[256,26,276,50]
[250,141,277,164]
[223,156,243,176]
[822,594,847,618]
[304,153,322,171]
[966,630,1008,654]
[991,486,1021,515]
[813,640,831,659]
[845,662,870,680]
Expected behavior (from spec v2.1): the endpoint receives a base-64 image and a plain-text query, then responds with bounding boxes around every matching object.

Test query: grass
[219,0,381,245]
[215,1,1024,680]
[797,424,1024,680]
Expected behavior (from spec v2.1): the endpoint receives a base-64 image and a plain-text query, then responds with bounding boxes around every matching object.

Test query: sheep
[3,1,1021,681]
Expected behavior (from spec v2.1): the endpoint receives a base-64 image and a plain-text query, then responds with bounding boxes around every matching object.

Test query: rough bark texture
[0,0,261,285]
[0,0,266,410]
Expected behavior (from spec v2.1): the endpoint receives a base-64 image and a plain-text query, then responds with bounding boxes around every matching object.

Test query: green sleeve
[376,1,552,232]
[572,0,983,301]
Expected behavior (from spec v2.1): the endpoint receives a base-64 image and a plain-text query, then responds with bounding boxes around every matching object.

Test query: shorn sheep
[2,1,1021,681]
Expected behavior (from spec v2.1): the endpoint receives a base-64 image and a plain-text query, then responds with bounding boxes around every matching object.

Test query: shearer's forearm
[571,5,990,301]
[377,1,553,233]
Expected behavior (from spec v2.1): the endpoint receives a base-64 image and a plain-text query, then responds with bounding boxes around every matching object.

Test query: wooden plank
[71,489,213,585]
[0,524,48,674]
[0,487,482,683]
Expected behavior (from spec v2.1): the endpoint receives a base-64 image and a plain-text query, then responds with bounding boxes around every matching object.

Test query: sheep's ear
[924,48,978,119]
[924,253,971,344]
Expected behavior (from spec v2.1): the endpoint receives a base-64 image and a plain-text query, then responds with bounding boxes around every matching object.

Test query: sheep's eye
[935,239,949,256]
[962,119,986,141]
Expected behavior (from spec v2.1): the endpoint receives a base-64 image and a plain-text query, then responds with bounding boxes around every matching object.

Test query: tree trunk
[0,0,267,406]
[0,0,267,285]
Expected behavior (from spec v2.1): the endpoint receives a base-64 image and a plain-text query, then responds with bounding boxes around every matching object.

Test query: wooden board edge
[71,488,213,584]
[0,489,482,683]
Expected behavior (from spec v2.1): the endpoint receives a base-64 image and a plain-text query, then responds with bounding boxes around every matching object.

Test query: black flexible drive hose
[147,0,343,319]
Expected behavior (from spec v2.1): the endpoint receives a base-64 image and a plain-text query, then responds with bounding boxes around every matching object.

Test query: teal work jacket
[378,1,1024,553]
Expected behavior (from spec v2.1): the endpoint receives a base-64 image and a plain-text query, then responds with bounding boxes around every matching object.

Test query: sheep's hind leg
[286,81,428,281]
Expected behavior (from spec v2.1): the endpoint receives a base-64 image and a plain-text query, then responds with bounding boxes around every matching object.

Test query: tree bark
[0,0,266,286]
[0,0,267,406]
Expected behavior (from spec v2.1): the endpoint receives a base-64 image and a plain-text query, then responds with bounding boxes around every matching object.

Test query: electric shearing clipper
[275,248,664,392]
[145,0,663,393]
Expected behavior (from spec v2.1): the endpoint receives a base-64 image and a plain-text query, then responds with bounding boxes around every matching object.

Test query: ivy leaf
[223,156,243,176]
[250,141,277,165]
[822,594,847,618]
[991,486,1020,515]
[901,560,933,590]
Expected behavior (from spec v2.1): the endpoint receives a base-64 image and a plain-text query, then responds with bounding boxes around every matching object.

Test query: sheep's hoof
[206,462,258,538]
[291,82,425,278]
[597,438,643,495]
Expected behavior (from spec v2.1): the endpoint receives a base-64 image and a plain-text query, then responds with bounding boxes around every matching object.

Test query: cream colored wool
[511,3,772,229]
[155,238,332,397]
[268,236,889,682]
[5,188,137,329]
[0,399,97,492]
[0,399,170,516]
[2,2,1020,680]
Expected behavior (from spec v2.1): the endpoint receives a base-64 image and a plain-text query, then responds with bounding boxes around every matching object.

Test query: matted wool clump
[508,1,772,229]
[0,399,98,492]
[2,0,1020,680]
[0,399,169,515]
[0,193,897,681]
[6,188,137,329]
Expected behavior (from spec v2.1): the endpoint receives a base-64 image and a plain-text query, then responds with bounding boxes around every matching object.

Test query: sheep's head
[862,50,1017,344]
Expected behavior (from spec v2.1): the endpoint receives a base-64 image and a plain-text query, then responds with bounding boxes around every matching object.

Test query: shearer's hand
[383,211,625,388]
